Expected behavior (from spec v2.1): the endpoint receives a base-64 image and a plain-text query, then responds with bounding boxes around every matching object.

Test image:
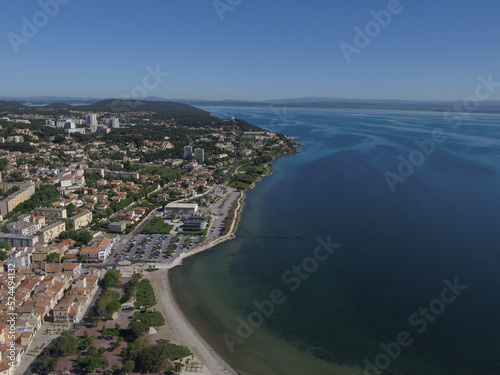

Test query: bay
[169,107,500,375]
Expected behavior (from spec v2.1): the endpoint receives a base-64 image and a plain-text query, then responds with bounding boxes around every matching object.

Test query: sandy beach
[147,269,237,375]
[142,190,246,375]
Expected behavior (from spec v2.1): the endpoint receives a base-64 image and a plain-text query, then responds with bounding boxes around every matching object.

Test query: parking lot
[120,233,202,264]
[204,189,240,242]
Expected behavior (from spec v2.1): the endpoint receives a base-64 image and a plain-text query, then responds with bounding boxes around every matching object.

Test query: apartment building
[33,207,67,219]
[68,211,92,230]
[37,222,66,243]
[0,182,36,215]
[0,233,38,248]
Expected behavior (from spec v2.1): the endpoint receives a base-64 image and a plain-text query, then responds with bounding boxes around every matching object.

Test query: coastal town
[0,100,297,375]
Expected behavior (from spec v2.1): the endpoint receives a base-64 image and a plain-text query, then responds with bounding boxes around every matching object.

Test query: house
[95,237,113,259]
[79,246,101,262]
[52,303,71,322]
[96,203,109,210]
[80,235,113,261]
[0,361,11,375]
[132,207,146,216]
[0,343,23,368]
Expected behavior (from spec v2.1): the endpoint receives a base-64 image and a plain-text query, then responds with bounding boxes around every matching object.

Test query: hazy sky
[2,0,500,101]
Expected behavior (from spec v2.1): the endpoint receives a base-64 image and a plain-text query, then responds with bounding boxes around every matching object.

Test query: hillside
[0,100,28,110]
[74,99,208,114]
[0,99,263,132]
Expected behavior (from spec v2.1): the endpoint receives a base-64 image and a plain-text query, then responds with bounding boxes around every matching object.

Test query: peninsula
[0,99,298,375]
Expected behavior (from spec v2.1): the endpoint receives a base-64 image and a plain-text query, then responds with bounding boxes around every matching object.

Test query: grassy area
[140,166,181,181]
[142,217,173,234]
[96,290,121,320]
[134,311,165,327]
[227,162,271,189]
[241,164,268,174]
[135,279,157,308]
[157,339,192,360]
[227,180,251,190]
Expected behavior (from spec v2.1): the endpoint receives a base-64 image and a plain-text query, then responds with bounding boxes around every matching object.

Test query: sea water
[169,107,500,375]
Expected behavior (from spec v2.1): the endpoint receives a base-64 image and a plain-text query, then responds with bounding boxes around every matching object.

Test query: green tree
[0,159,8,171]
[46,252,61,263]
[103,269,121,288]
[96,290,121,320]
[128,321,149,339]
[54,332,78,356]
[123,360,135,374]
[0,250,7,261]
[135,344,170,373]
[110,341,120,350]
[120,335,149,360]
[77,230,93,244]
[39,356,59,372]
[76,350,108,372]
[66,203,77,215]
[87,346,97,356]
[78,330,95,350]
[0,241,10,250]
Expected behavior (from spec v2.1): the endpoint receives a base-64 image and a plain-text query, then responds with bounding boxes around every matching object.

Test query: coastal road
[204,189,240,242]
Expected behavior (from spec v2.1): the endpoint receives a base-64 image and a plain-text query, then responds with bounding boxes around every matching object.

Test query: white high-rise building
[86,113,98,126]
[183,146,193,159]
[194,148,205,163]
[110,118,120,128]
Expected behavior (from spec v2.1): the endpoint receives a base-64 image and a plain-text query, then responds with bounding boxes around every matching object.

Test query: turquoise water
[169,107,500,375]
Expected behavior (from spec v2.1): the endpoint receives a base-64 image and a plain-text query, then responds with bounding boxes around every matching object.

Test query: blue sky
[1,0,500,101]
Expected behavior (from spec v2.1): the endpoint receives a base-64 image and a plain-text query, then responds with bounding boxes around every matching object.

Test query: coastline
[147,268,238,375]
[144,156,293,375]
[145,187,248,375]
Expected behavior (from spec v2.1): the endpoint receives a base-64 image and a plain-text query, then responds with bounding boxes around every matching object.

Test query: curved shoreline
[145,160,286,375]
[167,189,246,269]
[148,268,238,375]
[146,189,247,375]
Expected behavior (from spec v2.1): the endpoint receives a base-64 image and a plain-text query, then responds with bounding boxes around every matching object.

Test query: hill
[74,99,208,114]
[0,98,263,131]
[45,102,73,110]
[0,100,29,110]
